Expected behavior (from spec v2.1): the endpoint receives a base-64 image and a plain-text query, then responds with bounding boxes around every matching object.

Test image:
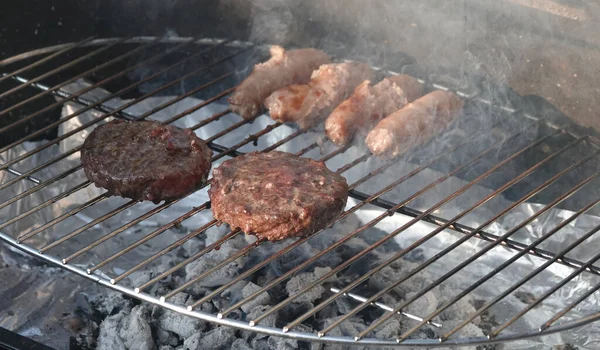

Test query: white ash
[231,338,253,350]
[153,293,205,339]
[183,327,236,350]
[155,326,179,348]
[97,312,128,350]
[285,266,333,303]
[119,305,156,350]
[183,237,248,291]
[268,336,298,350]
[374,319,401,339]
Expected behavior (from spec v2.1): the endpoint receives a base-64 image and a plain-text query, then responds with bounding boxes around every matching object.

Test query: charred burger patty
[209,151,348,241]
[81,120,212,203]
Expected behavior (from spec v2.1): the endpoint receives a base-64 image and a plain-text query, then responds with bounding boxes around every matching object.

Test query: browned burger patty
[81,120,212,203]
[209,151,348,241]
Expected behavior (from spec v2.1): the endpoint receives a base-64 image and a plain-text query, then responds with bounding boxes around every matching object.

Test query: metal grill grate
[2,37,600,347]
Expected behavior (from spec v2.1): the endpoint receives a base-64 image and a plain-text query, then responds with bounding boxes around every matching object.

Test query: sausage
[264,62,373,129]
[365,90,464,158]
[325,74,423,146]
[228,46,330,120]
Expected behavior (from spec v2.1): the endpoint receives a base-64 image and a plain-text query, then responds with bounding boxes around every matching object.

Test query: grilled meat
[209,151,348,241]
[325,74,423,146]
[366,90,464,158]
[264,62,374,129]
[228,45,330,120]
[81,120,212,203]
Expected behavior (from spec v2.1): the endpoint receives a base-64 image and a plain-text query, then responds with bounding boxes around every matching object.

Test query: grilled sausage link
[228,46,330,120]
[366,90,464,158]
[264,62,373,129]
[325,74,423,146]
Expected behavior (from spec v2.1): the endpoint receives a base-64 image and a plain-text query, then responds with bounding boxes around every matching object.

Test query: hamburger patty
[81,120,212,203]
[209,151,348,241]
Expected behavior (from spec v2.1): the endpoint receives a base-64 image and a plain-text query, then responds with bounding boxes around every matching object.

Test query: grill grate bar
[354,192,600,278]
[117,223,234,286]
[0,37,132,101]
[133,225,236,291]
[0,37,159,124]
[61,199,179,263]
[0,39,235,159]
[194,135,484,313]
[213,132,509,318]
[39,199,137,253]
[0,181,91,231]
[17,192,108,242]
[161,145,353,301]
[329,287,443,328]
[164,236,267,300]
[261,128,551,330]
[0,37,96,84]
[87,202,211,274]
[490,223,600,338]
[0,145,82,192]
[3,38,600,346]
[317,135,587,337]
[113,119,321,287]
[1,77,233,236]
[0,165,83,212]
[444,197,600,340]
[541,275,600,331]
[0,38,196,147]
[2,167,40,184]
[387,167,600,342]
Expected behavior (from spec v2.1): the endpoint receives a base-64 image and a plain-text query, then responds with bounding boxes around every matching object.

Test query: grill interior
[2,37,600,347]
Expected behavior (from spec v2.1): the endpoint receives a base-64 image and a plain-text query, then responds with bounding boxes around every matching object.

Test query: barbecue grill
[3,35,600,348]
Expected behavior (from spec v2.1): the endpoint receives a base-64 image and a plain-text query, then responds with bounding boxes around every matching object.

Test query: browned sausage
[324,74,423,146]
[264,62,373,129]
[228,46,330,120]
[366,90,464,158]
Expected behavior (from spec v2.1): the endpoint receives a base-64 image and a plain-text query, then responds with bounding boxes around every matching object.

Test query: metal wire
[2,38,600,347]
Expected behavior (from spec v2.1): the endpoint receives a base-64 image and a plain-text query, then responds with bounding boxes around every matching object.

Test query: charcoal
[323,316,368,338]
[451,322,485,339]
[279,301,314,321]
[242,305,277,341]
[317,302,340,321]
[405,291,439,317]
[96,312,127,350]
[93,291,134,316]
[205,225,235,246]
[156,326,180,347]
[439,290,480,325]
[183,327,236,350]
[251,337,269,350]
[374,319,400,339]
[184,241,246,288]
[200,302,215,314]
[219,280,248,309]
[129,271,155,287]
[181,237,205,258]
[156,293,205,339]
[240,282,272,313]
[334,297,353,315]
[267,336,298,350]
[285,267,332,303]
[119,305,155,350]
[182,333,202,350]
[231,338,253,350]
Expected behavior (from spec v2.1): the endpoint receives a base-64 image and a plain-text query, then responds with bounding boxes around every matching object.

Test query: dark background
[0,0,251,59]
